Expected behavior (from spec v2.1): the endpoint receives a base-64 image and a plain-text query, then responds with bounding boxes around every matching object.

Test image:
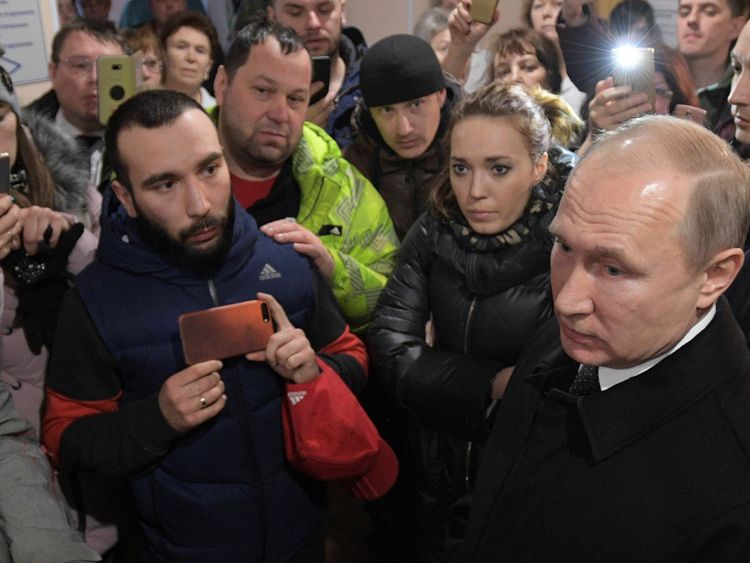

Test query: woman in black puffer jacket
[367,82,576,562]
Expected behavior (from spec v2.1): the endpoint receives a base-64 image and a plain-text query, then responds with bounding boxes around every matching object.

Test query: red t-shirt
[230,172,278,209]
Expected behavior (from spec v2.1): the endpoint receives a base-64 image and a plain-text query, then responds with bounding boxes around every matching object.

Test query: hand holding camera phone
[179,300,275,365]
[310,55,331,105]
[245,292,321,384]
[611,47,655,111]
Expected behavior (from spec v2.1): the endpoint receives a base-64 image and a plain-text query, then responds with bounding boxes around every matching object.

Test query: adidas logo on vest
[259,263,282,281]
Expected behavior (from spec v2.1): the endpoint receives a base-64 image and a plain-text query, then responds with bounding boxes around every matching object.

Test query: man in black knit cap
[344,34,460,240]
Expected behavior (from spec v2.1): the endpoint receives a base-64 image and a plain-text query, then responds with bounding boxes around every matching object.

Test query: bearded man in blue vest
[41,90,375,562]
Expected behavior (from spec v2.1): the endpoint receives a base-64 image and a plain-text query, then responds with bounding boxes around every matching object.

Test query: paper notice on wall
[0,0,49,84]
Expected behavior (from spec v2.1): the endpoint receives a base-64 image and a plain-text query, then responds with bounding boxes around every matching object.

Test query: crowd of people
[3,0,750,561]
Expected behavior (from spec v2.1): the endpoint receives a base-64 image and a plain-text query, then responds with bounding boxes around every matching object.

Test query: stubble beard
[224,121,299,177]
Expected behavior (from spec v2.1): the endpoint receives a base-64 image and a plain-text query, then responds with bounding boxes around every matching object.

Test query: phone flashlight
[611,46,655,110]
[612,46,647,69]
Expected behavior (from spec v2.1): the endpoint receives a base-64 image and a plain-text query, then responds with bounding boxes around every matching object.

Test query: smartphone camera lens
[261,303,270,323]
[113,64,122,70]
[110,85,125,100]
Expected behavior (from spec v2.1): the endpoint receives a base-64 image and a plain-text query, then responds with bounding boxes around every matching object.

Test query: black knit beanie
[360,34,446,108]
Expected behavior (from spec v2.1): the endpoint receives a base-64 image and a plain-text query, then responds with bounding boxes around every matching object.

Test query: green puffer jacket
[210,106,399,332]
[293,123,399,331]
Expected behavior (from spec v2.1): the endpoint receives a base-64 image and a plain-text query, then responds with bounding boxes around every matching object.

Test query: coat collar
[524,299,750,462]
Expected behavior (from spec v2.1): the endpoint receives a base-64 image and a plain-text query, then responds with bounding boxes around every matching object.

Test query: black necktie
[569,365,600,396]
[76,135,101,153]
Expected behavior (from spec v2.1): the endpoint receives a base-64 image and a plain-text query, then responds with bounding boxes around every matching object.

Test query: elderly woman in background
[122,25,164,89]
[159,11,219,108]
[414,7,452,64]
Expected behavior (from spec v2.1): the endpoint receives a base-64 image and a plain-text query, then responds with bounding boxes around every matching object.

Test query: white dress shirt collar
[598,304,717,391]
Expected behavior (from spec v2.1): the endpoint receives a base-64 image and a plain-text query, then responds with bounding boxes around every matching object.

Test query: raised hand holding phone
[246,292,320,384]
[469,0,500,24]
[449,1,499,47]
[589,77,652,131]
[310,56,331,105]
[306,55,338,127]
[611,46,655,111]
[444,1,500,82]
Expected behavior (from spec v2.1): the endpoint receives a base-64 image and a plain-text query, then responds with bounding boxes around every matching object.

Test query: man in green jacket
[211,19,398,332]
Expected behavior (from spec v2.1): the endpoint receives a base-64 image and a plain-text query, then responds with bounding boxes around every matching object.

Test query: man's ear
[112,180,137,218]
[696,248,745,309]
[214,65,227,106]
[267,4,276,19]
[48,61,57,84]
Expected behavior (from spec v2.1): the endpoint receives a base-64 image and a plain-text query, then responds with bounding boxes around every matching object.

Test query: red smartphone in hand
[179,300,274,365]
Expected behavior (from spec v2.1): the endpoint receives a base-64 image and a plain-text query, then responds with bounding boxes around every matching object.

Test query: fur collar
[21,109,90,217]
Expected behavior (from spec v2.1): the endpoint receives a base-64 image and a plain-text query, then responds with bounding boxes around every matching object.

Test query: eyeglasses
[57,56,96,76]
[140,58,163,70]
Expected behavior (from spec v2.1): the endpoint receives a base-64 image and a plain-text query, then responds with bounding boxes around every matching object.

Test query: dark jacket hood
[339,28,365,69]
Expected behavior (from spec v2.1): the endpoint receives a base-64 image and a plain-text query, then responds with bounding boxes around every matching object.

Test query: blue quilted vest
[75,199,324,562]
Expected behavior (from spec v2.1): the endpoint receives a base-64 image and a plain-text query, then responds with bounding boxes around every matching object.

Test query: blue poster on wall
[0,0,49,84]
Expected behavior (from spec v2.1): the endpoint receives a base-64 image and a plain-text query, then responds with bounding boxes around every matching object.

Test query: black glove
[4,223,85,354]
[4,223,85,287]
